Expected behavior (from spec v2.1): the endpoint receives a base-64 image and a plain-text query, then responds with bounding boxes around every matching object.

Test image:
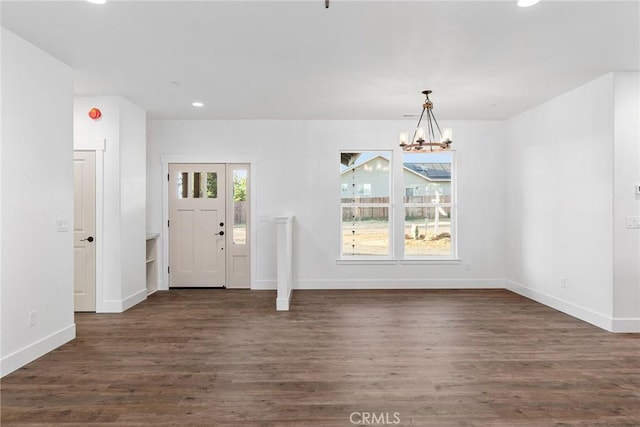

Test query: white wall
[0,24,4,377]
[74,96,147,312]
[612,72,640,329]
[506,72,640,332]
[148,119,506,289]
[119,98,147,305]
[1,28,75,376]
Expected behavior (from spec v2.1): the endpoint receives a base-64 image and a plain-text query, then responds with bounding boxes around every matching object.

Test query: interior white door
[73,151,96,312]
[169,163,226,287]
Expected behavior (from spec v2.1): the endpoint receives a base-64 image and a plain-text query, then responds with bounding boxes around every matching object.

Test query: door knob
[218,231,225,236]
[81,236,94,243]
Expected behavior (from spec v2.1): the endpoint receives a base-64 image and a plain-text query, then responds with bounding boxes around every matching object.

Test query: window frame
[339,150,394,260]
[401,151,457,260]
[338,149,458,263]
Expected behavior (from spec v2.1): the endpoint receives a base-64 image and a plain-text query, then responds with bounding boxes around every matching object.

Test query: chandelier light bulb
[399,132,409,146]
[517,0,540,7]
[442,128,453,142]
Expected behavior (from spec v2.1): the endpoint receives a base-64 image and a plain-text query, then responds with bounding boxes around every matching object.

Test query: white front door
[169,163,226,287]
[73,151,96,311]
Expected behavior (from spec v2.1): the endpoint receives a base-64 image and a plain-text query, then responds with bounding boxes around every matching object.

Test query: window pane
[177,172,189,198]
[342,207,389,256]
[205,173,217,198]
[232,170,247,244]
[193,172,203,198]
[403,152,452,199]
[340,151,390,203]
[404,207,452,257]
[177,172,218,198]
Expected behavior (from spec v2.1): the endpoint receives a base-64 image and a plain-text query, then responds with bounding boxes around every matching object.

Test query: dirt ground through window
[341,220,451,256]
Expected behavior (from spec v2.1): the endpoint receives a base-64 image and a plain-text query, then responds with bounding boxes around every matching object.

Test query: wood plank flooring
[1,289,639,426]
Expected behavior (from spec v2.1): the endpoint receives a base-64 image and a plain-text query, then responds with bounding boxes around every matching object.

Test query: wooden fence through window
[340,196,451,221]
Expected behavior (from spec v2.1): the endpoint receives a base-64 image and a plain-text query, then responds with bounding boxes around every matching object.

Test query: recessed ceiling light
[86,0,107,4]
[517,0,540,7]
[192,102,204,108]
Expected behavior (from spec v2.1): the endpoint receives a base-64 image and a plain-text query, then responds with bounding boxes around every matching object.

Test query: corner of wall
[505,74,617,331]
[2,28,76,376]
[612,71,640,328]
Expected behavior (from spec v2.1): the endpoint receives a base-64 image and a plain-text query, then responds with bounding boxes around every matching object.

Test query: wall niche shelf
[146,233,159,295]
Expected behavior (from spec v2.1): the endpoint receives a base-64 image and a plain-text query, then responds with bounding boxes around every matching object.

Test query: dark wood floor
[1,289,639,426]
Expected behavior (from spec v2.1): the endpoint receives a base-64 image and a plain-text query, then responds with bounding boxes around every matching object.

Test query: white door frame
[160,154,257,291]
[74,139,105,312]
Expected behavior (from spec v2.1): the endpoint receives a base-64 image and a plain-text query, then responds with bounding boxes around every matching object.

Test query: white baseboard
[505,280,616,332]
[252,280,276,290]
[99,288,147,313]
[1,324,75,378]
[294,278,505,290]
[611,317,640,333]
[122,288,147,311]
[276,288,292,311]
[254,279,504,290]
[100,299,125,313]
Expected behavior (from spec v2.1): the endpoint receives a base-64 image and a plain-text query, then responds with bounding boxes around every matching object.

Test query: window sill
[336,259,398,265]
[400,258,461,265]
[336,258,461,266]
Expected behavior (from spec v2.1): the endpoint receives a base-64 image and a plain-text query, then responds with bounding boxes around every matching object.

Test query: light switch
[56,220,69,232]
[626,216,640,229]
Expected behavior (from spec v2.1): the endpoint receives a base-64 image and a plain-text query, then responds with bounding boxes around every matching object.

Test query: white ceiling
[1,1,638,120]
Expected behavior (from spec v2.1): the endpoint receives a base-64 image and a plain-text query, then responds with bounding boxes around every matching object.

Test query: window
[339,150,456,260]
[405,186,419,197]
[232,169,247,244]
[340,151,391,257]
[403,152,454,258]
[176,172,217,198]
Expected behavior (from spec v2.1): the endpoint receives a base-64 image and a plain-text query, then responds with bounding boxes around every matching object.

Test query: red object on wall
[88,108,102,120]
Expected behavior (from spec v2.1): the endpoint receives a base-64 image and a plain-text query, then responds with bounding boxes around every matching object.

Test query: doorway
[168,163,251,288]
[73,151,96,311]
